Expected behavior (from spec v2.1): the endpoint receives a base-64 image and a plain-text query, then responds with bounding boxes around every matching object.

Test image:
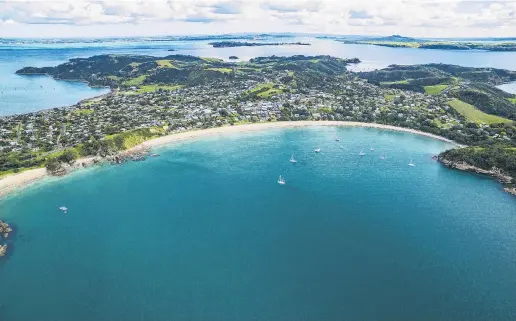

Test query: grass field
[73,109,94,116]
[123,75,147,86]
[384,94,396,101]
[257,88,283,98]
[448,99,512,124]
[201,57,224,63]
[424,84,448,95]
[380,80,409,85]
[156,60,177,68]
[508,97,516,104]
[137,84,183,93]
[205,67,233,73]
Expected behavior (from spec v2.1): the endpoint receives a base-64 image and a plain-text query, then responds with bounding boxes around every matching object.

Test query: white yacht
[290,155,297,163]
[408,159,416,167]
[277,175,286,185]
[59,206,68,213]
[380,155,385,160]
[370,146,374,151]
[314,148,321,153]
[359,149,366,156]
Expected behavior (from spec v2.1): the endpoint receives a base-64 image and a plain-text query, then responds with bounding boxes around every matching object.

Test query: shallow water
[1,127,515,321]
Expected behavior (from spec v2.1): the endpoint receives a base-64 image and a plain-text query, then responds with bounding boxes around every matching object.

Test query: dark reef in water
[0,220,13,258]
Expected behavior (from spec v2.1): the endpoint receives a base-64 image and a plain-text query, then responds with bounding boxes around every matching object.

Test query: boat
[277,175,286,185]
[314,148,321,153]
[380,155,385,160]
[59,206,68,214]
[290,155,297,163]
[408,159,416,167]
[359,149,366,156]
[151,153,160,157]
[335,137,340,141]
[370,146,374,151]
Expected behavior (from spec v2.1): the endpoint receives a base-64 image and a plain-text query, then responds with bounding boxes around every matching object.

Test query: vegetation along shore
[1,54,515,197]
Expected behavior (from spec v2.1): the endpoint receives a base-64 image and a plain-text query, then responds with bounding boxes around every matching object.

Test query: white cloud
[0,0,515,37]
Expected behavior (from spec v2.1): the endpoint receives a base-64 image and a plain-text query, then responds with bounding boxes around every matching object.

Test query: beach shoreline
[0,121,460,199]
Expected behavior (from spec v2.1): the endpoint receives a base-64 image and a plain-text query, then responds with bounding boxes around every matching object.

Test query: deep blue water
[1,127,515,321]
[3,37,516,115]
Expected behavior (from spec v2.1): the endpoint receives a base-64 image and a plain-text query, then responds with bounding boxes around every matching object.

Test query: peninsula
[3,54,516,195]
[337,35,516,52]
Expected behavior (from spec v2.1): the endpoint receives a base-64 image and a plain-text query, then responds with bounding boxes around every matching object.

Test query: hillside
[357,64,516,120]
[16,54,358,90]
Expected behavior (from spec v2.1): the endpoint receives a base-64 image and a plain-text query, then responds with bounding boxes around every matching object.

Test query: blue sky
[0,0,515,38]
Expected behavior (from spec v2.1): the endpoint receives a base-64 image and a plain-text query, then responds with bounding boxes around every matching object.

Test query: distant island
[209,41,311,48]
[229,56,239,60]
[339,35,516,52]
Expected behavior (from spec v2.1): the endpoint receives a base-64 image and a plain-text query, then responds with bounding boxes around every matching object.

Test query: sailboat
[370,146,374,151]
[277,175,286,185]
[380,155,385,160]
[408,159,415,167]
[314,148,321,153]
[335,137,340,141]
[59,206,68,214]
[290,155,297,163]
[359,149,366,156]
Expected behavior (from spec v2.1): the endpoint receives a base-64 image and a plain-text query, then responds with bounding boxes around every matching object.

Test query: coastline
[0,121,461,199]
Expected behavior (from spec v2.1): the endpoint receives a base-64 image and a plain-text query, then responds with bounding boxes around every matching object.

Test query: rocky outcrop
[0,220,12,239]
[438,156,515,195]
[106,146,150,164]
[0,220,12,258]
[504,187,516,196]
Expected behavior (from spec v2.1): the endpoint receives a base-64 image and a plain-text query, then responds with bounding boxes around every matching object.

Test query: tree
[45,158,62,173]
[59,149,77,164]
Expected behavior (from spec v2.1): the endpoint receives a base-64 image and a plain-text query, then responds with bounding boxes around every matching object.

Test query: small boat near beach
[277,175,286,185]
[408,159,416,167]
[359,149,366,156]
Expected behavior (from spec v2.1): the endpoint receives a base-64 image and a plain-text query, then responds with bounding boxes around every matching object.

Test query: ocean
[1,127,515,321]
[2,37,516,115]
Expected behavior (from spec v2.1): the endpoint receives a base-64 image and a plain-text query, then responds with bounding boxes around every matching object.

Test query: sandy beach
[0,121,460,199]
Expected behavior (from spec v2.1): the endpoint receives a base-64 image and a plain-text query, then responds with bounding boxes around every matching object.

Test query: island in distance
[209,41,311,48]
[229,56,239,60]
[334,34,516,51]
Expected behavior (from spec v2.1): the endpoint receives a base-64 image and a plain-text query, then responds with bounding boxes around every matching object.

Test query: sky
[0,0,515,38]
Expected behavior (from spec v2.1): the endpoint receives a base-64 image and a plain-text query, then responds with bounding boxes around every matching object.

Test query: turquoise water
[3,37,516,115]
[1,127,515,321]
